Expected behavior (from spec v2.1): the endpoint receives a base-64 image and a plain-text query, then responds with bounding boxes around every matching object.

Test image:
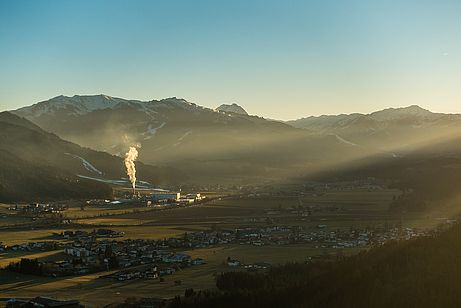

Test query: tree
[185,288,195,298]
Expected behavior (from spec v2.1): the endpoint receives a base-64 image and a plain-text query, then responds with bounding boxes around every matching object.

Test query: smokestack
[124,146,139,195]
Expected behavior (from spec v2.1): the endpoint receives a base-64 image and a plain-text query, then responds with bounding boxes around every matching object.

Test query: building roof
[31,296,81,307]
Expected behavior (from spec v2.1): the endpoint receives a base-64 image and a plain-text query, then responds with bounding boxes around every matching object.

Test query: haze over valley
[6,94,461,201]
[2,1,461,307]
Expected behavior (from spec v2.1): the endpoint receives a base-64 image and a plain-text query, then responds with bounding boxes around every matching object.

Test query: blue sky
[0,0,460,119]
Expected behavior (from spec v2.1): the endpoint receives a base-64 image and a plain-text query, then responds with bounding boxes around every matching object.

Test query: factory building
[151,192,180,202]
[178,193,204,204]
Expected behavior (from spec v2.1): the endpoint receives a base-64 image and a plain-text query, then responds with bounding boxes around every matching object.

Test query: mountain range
[12,95,368,184]
[287,105,461,152]
[7,94,461,203]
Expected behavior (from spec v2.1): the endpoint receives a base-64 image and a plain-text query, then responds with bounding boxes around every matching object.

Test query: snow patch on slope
[144,122,166,140]
[65,153,103,175]
[15,95,144,118]
[77,175,156,189]
[332,134,359,147]
[173,131,192,146]
[216,103,248,115]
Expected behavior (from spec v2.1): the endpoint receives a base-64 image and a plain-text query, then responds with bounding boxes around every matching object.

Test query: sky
[0,0,460,120]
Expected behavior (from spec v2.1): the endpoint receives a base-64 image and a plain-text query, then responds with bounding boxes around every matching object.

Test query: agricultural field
[0,244,358,307]
[0,250,64,267]
[1,189,443,246]
[0,204,33,227]
[74,189,431,231]
[0,188,447,307]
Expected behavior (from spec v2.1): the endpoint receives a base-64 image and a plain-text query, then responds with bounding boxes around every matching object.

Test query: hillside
[285,106,461,213]
[12,95,368,184]
[287,105,461,152]
[0,112,181,202]
[301,128,461,215]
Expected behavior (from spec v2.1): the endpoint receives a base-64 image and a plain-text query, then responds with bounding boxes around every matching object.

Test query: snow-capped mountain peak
[216,103,248,115]
[369,105,434,121]
[14,94,144,118]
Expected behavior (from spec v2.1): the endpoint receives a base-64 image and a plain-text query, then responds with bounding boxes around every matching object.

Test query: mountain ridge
[14,94,200,119]
[12,95,370,184]
[289,105,448,122]
[287,104,461,151]
[13,95,461,186]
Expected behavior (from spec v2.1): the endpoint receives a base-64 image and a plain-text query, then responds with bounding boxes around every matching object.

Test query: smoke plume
[124,146,139,193]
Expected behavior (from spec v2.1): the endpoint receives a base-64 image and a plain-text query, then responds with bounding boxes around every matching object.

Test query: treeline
[7,258,43,275]
[5,246,119,277]
[166,222,461,308]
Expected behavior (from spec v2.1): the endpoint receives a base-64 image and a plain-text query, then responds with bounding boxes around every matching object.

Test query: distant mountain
[14,94,144,118]
[369,105,434,121]
[12,95,368,184]
[287,105,461,152]
[0,111,181,202]
[216,103,248,115]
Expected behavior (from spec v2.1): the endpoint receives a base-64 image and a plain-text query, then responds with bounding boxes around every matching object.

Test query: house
[162,253,191,263]
[254,262,271,269]
[7,296,84,308]
[159,267,176,275]
[178,197,195,204]
[94,229,124,238]
[185,193,204,201]
[64,247,90,258]
[227,259,241,267]
[151,192,180,202]
[191,258,206,265]
[146,267,159,279]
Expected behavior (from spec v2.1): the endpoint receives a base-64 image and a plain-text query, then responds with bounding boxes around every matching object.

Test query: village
[1,222,434,281]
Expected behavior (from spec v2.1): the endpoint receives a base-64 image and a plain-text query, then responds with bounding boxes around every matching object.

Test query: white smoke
[124,146,139,193]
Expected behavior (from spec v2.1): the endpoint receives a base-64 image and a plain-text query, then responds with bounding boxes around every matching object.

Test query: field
[0,244,360,307]
[73,189,441,231]
[0,189,446,307]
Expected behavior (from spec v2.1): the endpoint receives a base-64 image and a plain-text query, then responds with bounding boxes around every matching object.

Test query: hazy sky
[1,0,460,120]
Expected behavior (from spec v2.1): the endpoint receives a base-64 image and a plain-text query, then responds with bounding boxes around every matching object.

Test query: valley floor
[0,188,454,307]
